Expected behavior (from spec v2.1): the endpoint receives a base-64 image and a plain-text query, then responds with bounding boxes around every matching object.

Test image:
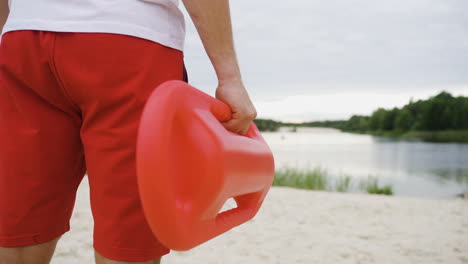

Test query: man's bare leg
[0,237,60,264]
[95,251,161,264]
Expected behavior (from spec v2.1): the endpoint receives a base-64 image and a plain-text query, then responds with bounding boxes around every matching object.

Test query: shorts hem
[94,243,170,262]
[0,226,69,247]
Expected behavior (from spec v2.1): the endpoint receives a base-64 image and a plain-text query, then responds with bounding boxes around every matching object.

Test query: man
[0,0,257,263]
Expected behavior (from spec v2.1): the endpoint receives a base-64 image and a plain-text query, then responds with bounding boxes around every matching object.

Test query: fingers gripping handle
[209,97,261,140]
[210,97,232,122]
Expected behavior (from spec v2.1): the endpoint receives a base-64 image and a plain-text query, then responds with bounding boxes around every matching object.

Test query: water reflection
[433,168,468,187]
[262,127,468,198]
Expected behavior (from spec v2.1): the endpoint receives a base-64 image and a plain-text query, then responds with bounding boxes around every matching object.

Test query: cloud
[255,84,468,122]
[181,0,468,120]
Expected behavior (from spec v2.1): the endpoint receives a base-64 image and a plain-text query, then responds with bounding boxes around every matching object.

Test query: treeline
[274,91,468,133]
[340,91,468,132]
[253,91,468,142]
[296,120,346,128]
[253,119,282,132]
[252,119,341,132]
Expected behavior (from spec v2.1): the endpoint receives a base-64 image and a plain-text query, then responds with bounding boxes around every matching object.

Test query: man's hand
[182,0,257,135]
[216,79,257,135]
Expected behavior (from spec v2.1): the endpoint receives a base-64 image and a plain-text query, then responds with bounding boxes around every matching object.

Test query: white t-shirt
[2,0,185,51]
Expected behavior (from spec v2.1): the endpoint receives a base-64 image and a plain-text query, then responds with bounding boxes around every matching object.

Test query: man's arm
[182,0,257,135]
[0,0,9,33]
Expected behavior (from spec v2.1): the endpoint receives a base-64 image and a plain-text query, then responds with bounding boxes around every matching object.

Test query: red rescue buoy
[136,80,275,251]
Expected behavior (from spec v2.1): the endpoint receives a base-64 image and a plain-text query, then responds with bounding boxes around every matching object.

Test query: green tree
[419,92,454,130]
[394,108,414,131]
[369,108,387,130]
[382,108,399,130]
[343,115,369,131]
[253,119,281,132]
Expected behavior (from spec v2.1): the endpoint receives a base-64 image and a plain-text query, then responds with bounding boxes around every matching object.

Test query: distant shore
[349,129,468,143]
[255,91,468,143]
[258,120,468,143]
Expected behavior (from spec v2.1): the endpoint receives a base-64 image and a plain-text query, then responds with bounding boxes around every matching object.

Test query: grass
[273,167,393,195]
[335,175,352,192]
[273,167,328,191]
[359,176,394,195]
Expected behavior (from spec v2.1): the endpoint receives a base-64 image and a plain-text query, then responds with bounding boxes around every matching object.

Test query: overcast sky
[181,0,468,122]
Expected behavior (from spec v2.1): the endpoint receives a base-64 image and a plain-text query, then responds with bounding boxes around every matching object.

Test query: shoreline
[258,124,468,143]
[345,129,468,143]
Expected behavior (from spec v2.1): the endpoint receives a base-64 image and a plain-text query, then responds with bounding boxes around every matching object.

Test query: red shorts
[0,30,184,261]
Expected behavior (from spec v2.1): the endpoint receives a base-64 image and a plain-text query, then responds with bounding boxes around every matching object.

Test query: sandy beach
[51,177,468,264]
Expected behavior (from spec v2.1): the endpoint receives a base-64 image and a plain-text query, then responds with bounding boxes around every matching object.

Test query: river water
[262,127,468,198]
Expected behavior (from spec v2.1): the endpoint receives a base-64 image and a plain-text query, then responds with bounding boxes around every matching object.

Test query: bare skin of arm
[0,0,8,33]
[182,0,257,135]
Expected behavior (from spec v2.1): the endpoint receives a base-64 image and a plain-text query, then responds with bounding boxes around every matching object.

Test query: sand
[51,177,468,264]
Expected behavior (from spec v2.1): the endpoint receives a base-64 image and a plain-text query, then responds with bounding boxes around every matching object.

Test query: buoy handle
[209,96,262,140]
[215,191,264,232]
